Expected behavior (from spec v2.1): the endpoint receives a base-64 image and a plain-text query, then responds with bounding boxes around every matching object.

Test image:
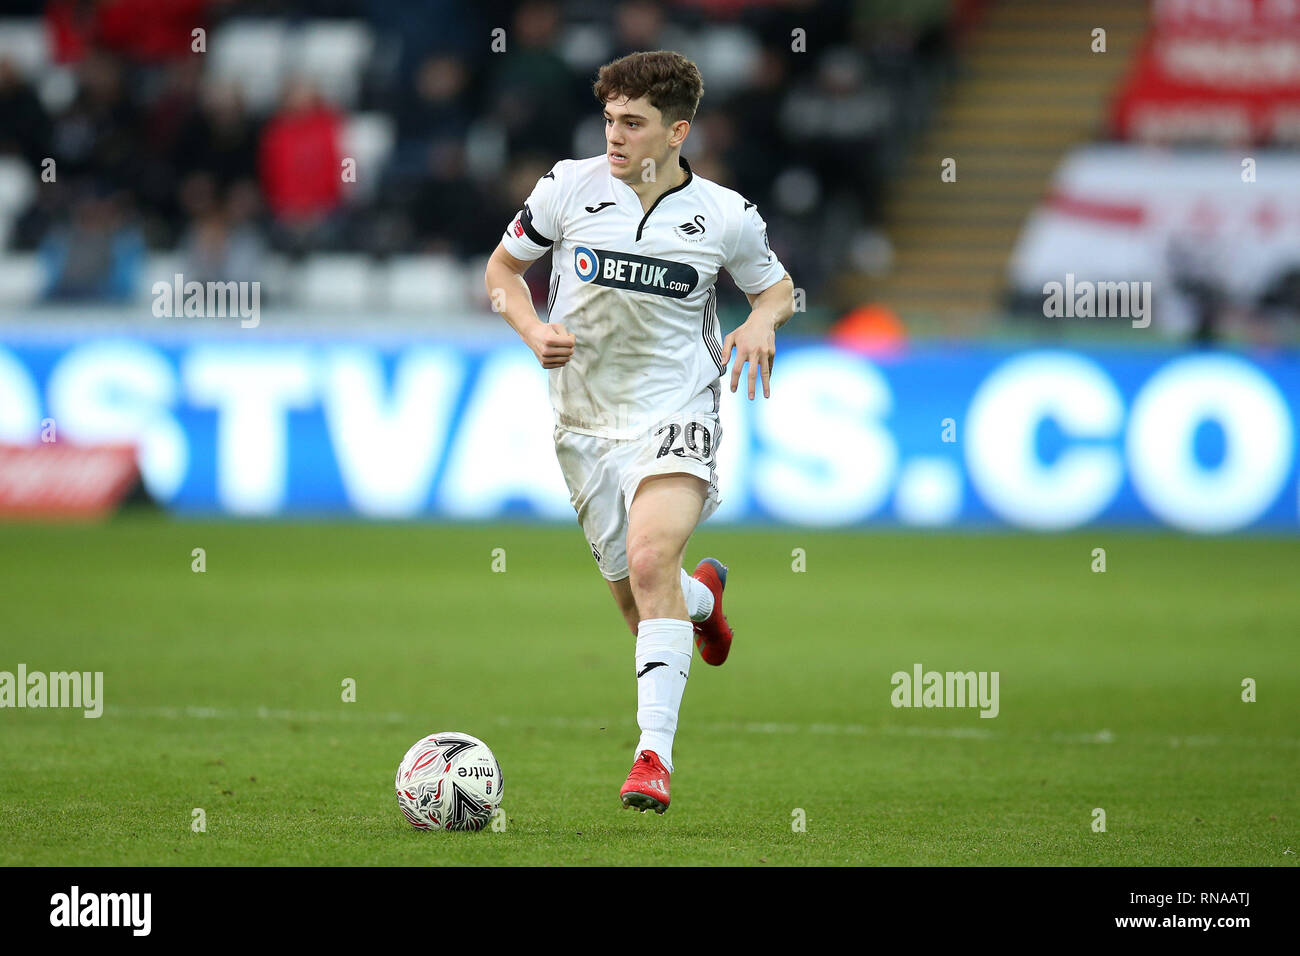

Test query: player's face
[603,96,676,182]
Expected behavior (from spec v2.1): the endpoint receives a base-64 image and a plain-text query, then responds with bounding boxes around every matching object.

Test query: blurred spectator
[258,79,344,251]
[409,143,515,256]
[98,0,215,62]
[143,60,203,165]
[135,58,204,240]
[487,1,583,158]
[779,47,891,219]
[610,0,690,61]
[1168,233,1227,344]
[392,54,475,185]
[718,46,790,204]
[45,0,98,64]
[735,0,852,83]
[180,180,266,285]
[50,52,141,187]
[0,0,956,315]
[39,188,144,301]
[363,0,484,93]
[0,58,50,170]
[179,80,261,190]
[47,0,217,65]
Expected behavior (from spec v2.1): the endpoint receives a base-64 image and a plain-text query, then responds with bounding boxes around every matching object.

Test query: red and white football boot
[619,750,671,814]
[691,557,733,666]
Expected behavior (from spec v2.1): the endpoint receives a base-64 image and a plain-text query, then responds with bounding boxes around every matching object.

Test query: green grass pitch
[0,515,1296,866]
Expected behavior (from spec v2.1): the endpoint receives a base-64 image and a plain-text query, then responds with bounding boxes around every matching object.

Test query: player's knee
[626,538,673,593]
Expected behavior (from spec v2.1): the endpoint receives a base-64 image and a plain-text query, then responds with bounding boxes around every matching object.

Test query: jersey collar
[611,155,695,242]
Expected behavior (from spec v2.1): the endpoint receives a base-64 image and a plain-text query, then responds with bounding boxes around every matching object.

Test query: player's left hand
[722,315,776,399]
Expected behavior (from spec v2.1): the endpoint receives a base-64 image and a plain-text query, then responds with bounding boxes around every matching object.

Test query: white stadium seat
[291,21,375,110]
[557,23,611,73]
[0,254,44,307]
[341,113,395,203]
[138,253,186,305]
[207,19,290,115]
[0,156,35,218]
[0,19,49,77]
[383,255,469,313]
[36,66,76,113]
[682,26,760,98]
[293,254,374,311]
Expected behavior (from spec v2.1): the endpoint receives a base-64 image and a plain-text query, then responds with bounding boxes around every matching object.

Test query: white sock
[634,617,693,772]
[680,567,714,622]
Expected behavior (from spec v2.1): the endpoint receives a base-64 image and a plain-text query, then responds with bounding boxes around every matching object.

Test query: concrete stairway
[837,0,1149,328]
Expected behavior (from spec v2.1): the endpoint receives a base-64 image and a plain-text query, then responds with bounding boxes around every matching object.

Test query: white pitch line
[97,705,1300,748]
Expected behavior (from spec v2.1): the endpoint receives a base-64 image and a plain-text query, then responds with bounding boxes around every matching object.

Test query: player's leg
[607,577,638,635]
[607,558,714,639]
[625,473,706,619]
[625,476,726,654]
[689,556,732,665]
[616,472,706,812]
[555,426,710,638]
[618,473,702,810]
[554,427,641,630]
[614,406,728,812]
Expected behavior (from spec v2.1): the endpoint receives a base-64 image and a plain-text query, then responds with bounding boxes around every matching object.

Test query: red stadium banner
[1113,0,1300,143]
[1151,0,1300,31]
[0,444,139,519]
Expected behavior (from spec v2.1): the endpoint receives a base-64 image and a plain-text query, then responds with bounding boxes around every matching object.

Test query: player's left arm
[724,272,794,400]
[721,198,793,400]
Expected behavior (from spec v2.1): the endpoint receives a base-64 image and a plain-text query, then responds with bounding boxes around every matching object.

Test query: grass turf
[0,516,1296,866]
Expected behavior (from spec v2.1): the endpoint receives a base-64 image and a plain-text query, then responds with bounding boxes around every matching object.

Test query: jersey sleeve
[724,198,787,295]
[501,162,565,260]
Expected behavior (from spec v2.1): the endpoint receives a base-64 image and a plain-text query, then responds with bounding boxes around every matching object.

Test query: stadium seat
[138,253,186,306]
[0,158,34,218]
[36,66,77,114]
[293,254,374,311]
[0,157,35,240]
[557,23,612,73]
[687,26,761,98]
[253,253,291,305]
[207,20,291,115]
[0,254,43,307]
[383,255,469,313]
[291,21,375,110]
[341,113,396,204]
[0,19,49,77]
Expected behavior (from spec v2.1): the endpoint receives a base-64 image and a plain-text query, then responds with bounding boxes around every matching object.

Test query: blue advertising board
[1,328,1296,531]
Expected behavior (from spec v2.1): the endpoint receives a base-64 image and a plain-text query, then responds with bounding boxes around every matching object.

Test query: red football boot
[691,557,732,666]
[619,750,671,813]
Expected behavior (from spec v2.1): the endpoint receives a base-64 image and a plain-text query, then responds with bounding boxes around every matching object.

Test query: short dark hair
[592,50,704,127]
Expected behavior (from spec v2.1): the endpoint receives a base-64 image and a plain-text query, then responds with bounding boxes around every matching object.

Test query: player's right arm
[485,162,576,369]
[484,243,574,369]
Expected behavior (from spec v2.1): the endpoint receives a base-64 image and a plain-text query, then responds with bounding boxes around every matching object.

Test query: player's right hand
[526,322,576,369]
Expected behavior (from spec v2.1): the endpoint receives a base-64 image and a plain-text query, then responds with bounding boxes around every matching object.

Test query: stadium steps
[839,0,1148,324]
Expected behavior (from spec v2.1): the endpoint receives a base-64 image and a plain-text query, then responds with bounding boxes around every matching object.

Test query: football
[395,732,503,831]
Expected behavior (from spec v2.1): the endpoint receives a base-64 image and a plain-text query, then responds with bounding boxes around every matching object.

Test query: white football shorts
[554,407,723,581]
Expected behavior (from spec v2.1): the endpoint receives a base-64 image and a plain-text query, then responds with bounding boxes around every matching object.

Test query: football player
[485,50,794,813]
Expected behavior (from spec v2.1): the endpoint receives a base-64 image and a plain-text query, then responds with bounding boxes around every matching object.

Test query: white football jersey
[501,154,787,438]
